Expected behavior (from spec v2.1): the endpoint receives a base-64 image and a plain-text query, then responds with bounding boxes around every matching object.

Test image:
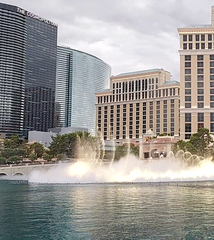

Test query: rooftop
[115,68,166,77]
[163,80,180,85]
[183,24,212,28]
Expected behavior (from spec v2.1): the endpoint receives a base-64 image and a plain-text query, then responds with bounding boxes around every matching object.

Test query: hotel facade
[178,6,214,139]
[96,69,180,141]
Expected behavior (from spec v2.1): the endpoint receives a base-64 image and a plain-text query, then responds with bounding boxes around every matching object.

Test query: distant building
[0,3,57,137]
[96,68,180,141]
[28,127,88,147]
[178,6,214,139]
[139,133,178,159]
[55,46,111,135]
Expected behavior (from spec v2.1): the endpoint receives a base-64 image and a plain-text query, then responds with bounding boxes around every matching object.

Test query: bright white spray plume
[28,155,214,183]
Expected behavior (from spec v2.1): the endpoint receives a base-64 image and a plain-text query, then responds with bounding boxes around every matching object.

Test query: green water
[1,180,214,239]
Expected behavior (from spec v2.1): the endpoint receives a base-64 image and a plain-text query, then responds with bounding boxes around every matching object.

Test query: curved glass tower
[56,46,111,135]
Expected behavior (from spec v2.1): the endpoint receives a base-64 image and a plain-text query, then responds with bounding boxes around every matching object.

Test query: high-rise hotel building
[178,7,214,139]
[0,3,57,137]
[96,69,180,141]
[55,46,111,135]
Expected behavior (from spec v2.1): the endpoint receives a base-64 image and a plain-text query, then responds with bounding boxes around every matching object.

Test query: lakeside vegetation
[1,128,213,165]
[0,131,140,165]
[172,128,214,158]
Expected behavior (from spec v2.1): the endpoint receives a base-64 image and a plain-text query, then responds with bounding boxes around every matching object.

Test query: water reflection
[1,181,214,239]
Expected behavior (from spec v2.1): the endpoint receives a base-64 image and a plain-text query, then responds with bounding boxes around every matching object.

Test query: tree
[8,155,22,164]
[4,135,21,149]
[172,140,186,154]
[43,153,52,161]
[48,134,68,157]
[189,128,213,156]
[29,153,37,161]
[48,131,95,159]
[114,143,139,160]
[30,142,44,158]
[0,156,6,164]
[185,142,196,154]
[1,149,15,159]
[130,144,139,158]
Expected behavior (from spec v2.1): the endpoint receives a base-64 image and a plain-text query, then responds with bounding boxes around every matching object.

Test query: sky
[3,0,214,80]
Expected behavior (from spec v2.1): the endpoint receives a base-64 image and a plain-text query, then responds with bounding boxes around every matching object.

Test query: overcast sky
[3,0,214,79]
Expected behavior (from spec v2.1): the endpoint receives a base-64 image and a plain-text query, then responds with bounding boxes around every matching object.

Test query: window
[185,124,191,132]
[196,43,200,49]
[197,62,203,68]
[185,103,191,108]
[163,128,167,133]
[197,75,204,81]
[210,55,214,60]
[185,113,191,122]
[201,34,205,41]
[185,96,191,101]
[198,102,204,108]
[185,69,191,74]
[183,35,187,41]
[197,96,204,101]
[211,89,214,94]
[189,35,192,41]
[196,35,199,41]
[198,113,204,122]
[211,75,214,81]
[198,89,204,94]
[211,123,214,132]
[197,82,204,88]
[211,95,214,101]
[208,34,212,41]
[197,55,203,60]
[211,69,214,74]
[197,69,203,74]
[185,62,191,67]
[185,89,191,94]
[208,43,212,49]
[189,43,192,49]
[185,82,191,88]
[201,43,205,49]
[185,75,191,81]
[211,113,214,122]
[198,123,204,129]
[210,62,214,67]
[185,55,191,61]
[185,134,191,140]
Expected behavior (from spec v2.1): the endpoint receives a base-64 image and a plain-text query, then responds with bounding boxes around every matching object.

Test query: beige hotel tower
[96,69,180,141]
[178,6,214,139]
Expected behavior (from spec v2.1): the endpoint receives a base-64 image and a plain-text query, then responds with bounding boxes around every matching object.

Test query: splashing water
[28,155,214,184]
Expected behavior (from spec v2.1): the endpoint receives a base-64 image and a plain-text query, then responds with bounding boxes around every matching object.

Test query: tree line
[0,132,140,165]
[172,128,213,157]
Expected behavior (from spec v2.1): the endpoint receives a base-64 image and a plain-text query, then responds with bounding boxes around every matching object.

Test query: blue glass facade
[23,14,57,137]
[56,46,111,135]
[0,3,57,137]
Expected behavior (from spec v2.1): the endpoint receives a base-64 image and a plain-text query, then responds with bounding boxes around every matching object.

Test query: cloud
[3,0,214,79]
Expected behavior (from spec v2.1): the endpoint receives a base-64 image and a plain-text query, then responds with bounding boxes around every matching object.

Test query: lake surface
[1,180,214,239]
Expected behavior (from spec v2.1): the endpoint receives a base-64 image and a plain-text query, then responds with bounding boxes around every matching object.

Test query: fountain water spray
[28,138,214,184]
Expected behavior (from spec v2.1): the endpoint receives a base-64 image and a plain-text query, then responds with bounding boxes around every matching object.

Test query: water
[1,180,214,239]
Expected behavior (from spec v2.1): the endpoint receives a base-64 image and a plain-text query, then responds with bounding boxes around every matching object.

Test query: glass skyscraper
[56,46,111,135]
[0,3,57,137]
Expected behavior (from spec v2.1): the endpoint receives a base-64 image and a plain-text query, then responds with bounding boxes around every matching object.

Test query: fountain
[25,130,214,184]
